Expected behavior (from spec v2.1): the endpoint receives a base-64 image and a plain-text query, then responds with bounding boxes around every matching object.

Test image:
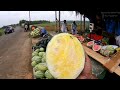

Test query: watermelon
[78,36,84,42]
[37,63,48,71]
[45,70,54,79]
[32,56,42,63]
[34,71,44,79]
[32,51,39,57]
[35,49,40,53]
[40,47,44,52]
[87,41,94,47]
[39,52,45,57]
[31,61,37,67]
[92,44,101,51]
[46,33,85,79]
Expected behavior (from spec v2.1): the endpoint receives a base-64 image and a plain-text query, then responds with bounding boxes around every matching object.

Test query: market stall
[29,28,120,79]
[29,10,120,79]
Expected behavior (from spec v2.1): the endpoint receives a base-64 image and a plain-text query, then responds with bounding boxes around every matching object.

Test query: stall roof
[75,8,120,22]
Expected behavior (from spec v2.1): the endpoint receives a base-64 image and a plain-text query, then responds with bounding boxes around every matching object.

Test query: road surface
[0,27,33,79]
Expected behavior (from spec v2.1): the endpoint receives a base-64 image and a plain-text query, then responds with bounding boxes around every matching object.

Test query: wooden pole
[55,11,57,32]
[83,14,85,31]
[59,11,61,33]
[81,14,82,31]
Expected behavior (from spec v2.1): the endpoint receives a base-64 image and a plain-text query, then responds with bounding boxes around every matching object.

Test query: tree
[19,20,27,25]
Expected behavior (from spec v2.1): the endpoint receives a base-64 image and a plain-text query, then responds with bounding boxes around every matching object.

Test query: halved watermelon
[87,41,94,47]
[78,36,84,42]
[46,33,85,79]
[92,44,101,51]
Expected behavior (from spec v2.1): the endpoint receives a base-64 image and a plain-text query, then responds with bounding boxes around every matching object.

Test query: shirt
[41,28,47,34]
[61,22,67,32]
[71,23,77,30]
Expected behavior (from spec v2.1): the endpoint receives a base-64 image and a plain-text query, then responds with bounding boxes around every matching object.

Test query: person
[61,20,68,33]
[40,27,47,37]
[24,24,28,32]
[31,25,36,31]
[71,21,77,35]
[77,54,97,79]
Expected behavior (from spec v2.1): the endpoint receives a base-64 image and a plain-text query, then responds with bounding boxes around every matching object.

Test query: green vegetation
[19,20,50,26]
[33,21,90,32]
[0,28,4,36]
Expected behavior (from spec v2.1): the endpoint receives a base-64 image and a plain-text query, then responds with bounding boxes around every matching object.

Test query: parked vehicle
[4,26,14,34]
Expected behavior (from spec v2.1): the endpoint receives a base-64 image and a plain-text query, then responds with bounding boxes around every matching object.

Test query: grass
[0,28,4,36]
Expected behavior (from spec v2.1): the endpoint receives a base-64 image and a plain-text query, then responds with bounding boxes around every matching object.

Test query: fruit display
[87,41,101,52]
[73,35,85,42]
[30,28,40,38]
[31,31,120,79]
[46,33,85,79]
[87,34,103,41]
[101,37,109,45]
[32,35,52,51]
[87,41,94,47]
[100,45,115,57]
[31,47,54,79]
[92,44,101,52]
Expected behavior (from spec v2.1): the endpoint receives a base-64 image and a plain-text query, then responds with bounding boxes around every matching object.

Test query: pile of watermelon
[31,47,54,79]
[30,28,40,38]
[32,36,52,52]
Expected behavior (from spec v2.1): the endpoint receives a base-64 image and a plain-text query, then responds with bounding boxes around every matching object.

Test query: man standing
[71,21,77,35]
[61,20,68,33]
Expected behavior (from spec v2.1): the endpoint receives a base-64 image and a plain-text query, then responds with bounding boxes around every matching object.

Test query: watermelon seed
[70,36,73,39]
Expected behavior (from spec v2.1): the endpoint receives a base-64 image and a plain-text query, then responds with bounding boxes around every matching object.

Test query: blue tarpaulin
[105,20,116,34]
[116,22,120,36]
[105,19,120,36]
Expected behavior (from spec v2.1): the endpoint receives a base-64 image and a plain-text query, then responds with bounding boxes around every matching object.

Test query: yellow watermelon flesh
[46,33,85,79]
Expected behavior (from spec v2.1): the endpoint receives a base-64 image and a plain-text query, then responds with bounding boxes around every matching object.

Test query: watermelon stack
[30,28,40,38]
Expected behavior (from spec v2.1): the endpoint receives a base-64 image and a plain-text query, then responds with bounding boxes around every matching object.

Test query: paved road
[0,27,33,79]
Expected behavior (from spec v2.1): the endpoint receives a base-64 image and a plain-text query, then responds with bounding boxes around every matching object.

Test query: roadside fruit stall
[30,28,120,79]
[73,34,120,76]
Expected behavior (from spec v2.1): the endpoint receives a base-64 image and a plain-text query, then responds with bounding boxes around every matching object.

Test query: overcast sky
[0,11,89,27]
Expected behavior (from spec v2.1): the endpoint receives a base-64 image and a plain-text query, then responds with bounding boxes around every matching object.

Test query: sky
[0,11,89,27]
